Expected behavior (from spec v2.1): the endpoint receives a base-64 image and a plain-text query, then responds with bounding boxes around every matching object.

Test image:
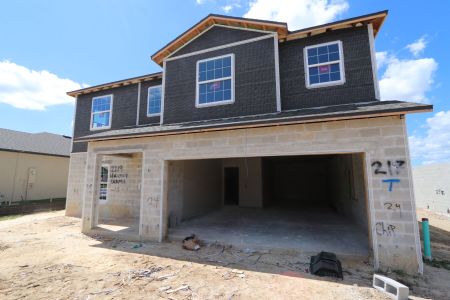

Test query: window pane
[318,46,328,55]
[197,55,233,104]
[224,79,231,90]
[92,112,110,128]
[93,96,111,112]
[224,89,231,101]
[214,68,222,78]
[199,71,206,81]
[223,56,231,67]
[328,43,339,53]
[309,66,319,75]
[329,52,339,61]
[318,54,328,63]
[309,75,319,84]
[308,55,318,65]
[307,48,317,57]
[199,62,206,72]
[206,60,214,70]
[199,93,207,104]
[330,63,340,72]
[306,43,342,86]
[148,86,162,115]
[319,65,330,74]
[330,72,341,81]
[199,83,207,93]
[223,66,231,77]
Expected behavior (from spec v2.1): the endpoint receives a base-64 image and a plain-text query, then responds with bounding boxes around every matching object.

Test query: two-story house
[65,10,432,274]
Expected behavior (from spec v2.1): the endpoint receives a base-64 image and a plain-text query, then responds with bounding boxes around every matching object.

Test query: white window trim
[304,40,346,89]
[99,164,110,203]
[195,53,235,108]
[90,94,113,131]
[147,85,162,117]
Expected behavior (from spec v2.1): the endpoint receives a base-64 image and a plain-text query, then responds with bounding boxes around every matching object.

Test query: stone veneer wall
[66,115,422,273]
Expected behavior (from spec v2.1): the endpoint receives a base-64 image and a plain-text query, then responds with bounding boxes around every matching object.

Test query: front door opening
[224,167,239,205]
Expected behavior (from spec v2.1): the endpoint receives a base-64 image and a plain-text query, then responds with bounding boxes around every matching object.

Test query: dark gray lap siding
[279,26,376,110]
[163,37,278,124]
[172,26,268,57]
[73,84,139,140]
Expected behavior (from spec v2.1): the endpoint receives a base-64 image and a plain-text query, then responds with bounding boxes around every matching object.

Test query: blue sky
[0,0,449,165]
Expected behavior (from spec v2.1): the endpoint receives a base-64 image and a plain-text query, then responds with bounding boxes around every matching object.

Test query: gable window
[304,41,345,88]
[91,95,113,130]
[147,85,162,116]
[99,164,109,202]
[196,54,234,107]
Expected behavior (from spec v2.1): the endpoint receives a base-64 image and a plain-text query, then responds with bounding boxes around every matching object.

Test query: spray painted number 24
[371,160,405,175]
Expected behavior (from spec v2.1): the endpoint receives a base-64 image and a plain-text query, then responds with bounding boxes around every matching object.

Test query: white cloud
[0,60,85,110]
[378,56,437,102]
[243,0,349,30]
[406,36,427,57]
[409,111,450,164]
[222,5,233,12]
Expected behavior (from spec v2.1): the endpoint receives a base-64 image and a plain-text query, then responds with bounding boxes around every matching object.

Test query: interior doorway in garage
[165,153,371,257]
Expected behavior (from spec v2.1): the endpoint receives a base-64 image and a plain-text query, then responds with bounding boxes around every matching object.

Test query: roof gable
[170,25,272,58]
[151,10,388,66]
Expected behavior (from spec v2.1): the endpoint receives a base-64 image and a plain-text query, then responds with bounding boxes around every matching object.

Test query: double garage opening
[165,153,371,257]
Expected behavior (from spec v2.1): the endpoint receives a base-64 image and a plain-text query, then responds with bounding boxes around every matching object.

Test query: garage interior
[166,153,371,257]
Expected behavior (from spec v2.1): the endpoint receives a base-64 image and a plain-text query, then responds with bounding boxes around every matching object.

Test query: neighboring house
[65,10,432,274]
[413,163,450,215]
[0,129,71,203]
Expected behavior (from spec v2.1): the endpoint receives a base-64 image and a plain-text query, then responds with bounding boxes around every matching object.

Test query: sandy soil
[0,210,449,299]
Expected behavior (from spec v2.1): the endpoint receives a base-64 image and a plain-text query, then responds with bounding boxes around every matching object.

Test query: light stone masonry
[66,115,423,274]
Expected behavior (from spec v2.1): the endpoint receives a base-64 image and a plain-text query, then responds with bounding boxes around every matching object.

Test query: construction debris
[166,285,190,294]
[182,234,200,251]
[373,274,409,300]
[310,251,343,279]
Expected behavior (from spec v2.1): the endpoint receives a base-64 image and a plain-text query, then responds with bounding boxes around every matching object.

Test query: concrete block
[373,274,409,300]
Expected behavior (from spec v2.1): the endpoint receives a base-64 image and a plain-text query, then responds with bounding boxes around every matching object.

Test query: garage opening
[165,153,370,257]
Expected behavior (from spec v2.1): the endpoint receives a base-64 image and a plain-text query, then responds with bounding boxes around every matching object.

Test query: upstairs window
[91,95,112,130]
[147,85,162,116]
[196,54,234,107]
[304,41,345,88]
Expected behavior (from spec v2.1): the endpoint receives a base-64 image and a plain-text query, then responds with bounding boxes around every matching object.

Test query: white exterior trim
[368,24,381,100]
[273,34,281,112]
[90,94,113,131]
[195,53,235,108]
[147,85,162,117]
[160,60,166,125]
[70,97,78,152]
[165,34,275,62]
[304,40,346,89]
[136,82,141,126]
[167,24,276,59]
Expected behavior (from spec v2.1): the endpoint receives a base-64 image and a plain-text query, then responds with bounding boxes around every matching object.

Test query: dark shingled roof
[0,128,71,157]
[74,100,432,142]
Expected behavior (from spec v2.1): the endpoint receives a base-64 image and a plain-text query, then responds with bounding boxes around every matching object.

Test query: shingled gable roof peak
[151,10,388,66]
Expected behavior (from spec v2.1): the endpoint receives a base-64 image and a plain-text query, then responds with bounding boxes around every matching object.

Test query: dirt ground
[0,210,449,300]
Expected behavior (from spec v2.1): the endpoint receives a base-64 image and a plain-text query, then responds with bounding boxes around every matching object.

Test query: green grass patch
[425,258,450,271]
[0,214,23,221]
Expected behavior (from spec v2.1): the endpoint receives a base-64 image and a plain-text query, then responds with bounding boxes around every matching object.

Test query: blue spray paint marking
[382,179,400,192]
